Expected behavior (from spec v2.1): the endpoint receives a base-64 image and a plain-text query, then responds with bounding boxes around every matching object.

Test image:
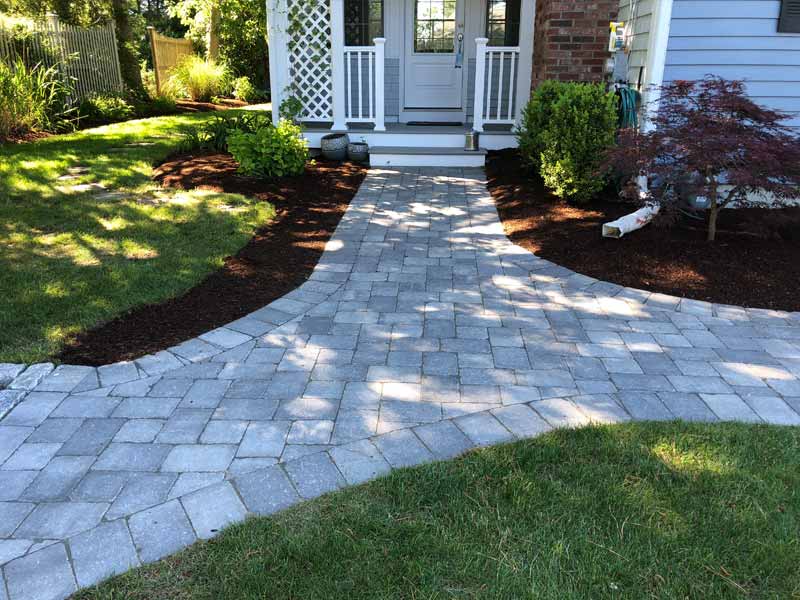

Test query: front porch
[266,0,535,165]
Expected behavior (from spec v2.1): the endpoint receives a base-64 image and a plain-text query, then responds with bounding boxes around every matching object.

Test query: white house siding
[618,0,656,89]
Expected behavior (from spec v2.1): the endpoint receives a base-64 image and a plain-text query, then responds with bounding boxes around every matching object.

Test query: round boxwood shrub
[539,83,617,203]
[227,119,308,178]
[516,79,569,169]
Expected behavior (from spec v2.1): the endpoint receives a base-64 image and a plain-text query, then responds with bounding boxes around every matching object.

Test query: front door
[403,0,465,111]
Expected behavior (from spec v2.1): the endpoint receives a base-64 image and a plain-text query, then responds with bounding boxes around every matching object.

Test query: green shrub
[538,83,617,202]
[517,80,570,169]
[232,76,263,103]
[179,111,273,153]
[77,93,135,127]
[0,58,72,139]
[164,55,229,102]
[134,94,179,118]
[227,119,308,178]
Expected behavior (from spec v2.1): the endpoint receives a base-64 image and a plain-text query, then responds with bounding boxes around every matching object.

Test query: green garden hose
[616,86,640,129]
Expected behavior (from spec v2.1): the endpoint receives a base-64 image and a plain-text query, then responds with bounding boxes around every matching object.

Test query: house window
[345,0,384,46]
[486,0,520,46]
[778,0,800,32]
[414,0,457,53]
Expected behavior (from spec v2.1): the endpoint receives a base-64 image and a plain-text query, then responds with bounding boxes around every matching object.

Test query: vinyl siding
[664,0,800,126]
[618,0,656,89]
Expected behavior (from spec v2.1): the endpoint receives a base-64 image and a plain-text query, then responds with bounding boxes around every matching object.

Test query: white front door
[403,0,465,110]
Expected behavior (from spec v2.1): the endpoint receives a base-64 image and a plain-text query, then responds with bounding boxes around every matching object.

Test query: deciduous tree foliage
[606,77,800,241]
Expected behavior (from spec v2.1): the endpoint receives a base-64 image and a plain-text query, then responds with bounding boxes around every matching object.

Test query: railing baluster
[345,51,352,119]
[507,50,516,121]
[357,51,363,120]
[486,50,494,123]
[368,50,374,119]
[496,51,505,121]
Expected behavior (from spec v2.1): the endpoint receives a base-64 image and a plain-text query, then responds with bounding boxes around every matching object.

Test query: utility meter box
[609,21,626,52]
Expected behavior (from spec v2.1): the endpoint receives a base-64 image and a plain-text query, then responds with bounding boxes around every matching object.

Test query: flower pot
[347,141,369,163]
[320,133,349,161]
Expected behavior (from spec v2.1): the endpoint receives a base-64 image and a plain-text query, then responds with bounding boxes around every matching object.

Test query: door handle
[455,32,464,68]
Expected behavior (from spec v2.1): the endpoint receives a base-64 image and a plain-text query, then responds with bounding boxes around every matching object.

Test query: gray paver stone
[69,520,139,588]
[181,481,247,539]
[128,500,196,564]
[330,439,391,484]
[3,543,75,600]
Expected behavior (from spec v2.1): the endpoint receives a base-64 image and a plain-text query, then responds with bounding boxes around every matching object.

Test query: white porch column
[374,38,386,131]
[515,0,535,126]
[472,37,488,132]
[330,0,348,130]
[266,0,289,126]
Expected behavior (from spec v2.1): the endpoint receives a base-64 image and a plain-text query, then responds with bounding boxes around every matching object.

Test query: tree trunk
[707,176,718,242]
[112,0,145,95]
[207,4,220,60]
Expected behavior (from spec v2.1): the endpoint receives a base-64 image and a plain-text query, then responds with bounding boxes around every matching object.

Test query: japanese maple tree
[605,77,800,241]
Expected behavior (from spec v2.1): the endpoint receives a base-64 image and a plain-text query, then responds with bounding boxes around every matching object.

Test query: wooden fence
[147,27,193,93]
[0,15,123,101]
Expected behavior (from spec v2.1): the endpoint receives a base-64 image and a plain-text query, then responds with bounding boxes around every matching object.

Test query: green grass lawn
[76,422,800,599]
[0,114,274,363]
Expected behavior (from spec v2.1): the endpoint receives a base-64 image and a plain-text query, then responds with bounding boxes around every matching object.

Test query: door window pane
[486,0,520,46]
[415,0,456,53]
[345,0,384,45]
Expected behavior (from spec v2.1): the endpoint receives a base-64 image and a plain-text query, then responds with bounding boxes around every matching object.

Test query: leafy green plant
[279,95,304,124]
[517,80,569,169]
[232,76,262,103]
[534,83,618,203]
[164,55,229,102]
[227,119,308,178]
[178,111,272,152]
[77,93,135,127]
[0,58,73,140]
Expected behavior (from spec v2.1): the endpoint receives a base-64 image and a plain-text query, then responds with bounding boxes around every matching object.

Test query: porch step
[369,146,487,168]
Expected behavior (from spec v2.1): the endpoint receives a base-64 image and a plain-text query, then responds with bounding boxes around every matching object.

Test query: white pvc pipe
[602,175,660,238]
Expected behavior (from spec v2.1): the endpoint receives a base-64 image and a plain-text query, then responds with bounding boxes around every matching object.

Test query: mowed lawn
[0,114,274,363]
[76,422,800,599]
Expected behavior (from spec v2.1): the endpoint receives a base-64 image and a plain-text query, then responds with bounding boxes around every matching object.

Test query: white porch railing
[472,38,520,132]
[342,38,386,131]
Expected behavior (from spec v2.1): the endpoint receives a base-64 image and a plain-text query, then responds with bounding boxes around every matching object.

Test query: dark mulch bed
[175,99,250,112]
[58,153,366,365]
[487,149,800,311]
[0,130,53,144]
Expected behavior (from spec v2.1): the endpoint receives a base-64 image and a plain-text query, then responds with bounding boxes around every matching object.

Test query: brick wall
[531,0,619,89]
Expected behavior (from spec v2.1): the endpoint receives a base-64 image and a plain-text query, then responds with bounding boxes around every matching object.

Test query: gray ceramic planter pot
[347,141,369,163]
[320,133,349,161]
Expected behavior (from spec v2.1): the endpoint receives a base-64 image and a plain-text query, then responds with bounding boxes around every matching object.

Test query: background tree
[111,0,144,93]
[605,77,800,241]
[169,0,268,89]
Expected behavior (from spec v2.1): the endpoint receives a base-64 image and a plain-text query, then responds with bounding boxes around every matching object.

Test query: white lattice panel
[287,0,333,121]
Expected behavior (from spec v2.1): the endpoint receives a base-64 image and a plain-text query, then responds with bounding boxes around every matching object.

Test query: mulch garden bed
[487,149,800,311]
[175,99,250,112]
[58,153,366,365]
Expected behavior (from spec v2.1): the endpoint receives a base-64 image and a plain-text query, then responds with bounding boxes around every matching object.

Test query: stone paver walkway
[2,168,800,600]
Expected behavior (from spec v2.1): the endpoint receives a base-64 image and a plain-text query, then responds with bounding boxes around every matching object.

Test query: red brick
[531,0,617,89]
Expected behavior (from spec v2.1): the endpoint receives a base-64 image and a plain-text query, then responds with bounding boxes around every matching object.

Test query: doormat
[406,121,463,126]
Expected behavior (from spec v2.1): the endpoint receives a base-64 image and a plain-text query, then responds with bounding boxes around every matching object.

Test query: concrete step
[369,146,487,167]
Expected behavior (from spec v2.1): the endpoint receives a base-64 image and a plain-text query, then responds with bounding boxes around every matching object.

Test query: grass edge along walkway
[0,113,274,363]
[75,421,800,600]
